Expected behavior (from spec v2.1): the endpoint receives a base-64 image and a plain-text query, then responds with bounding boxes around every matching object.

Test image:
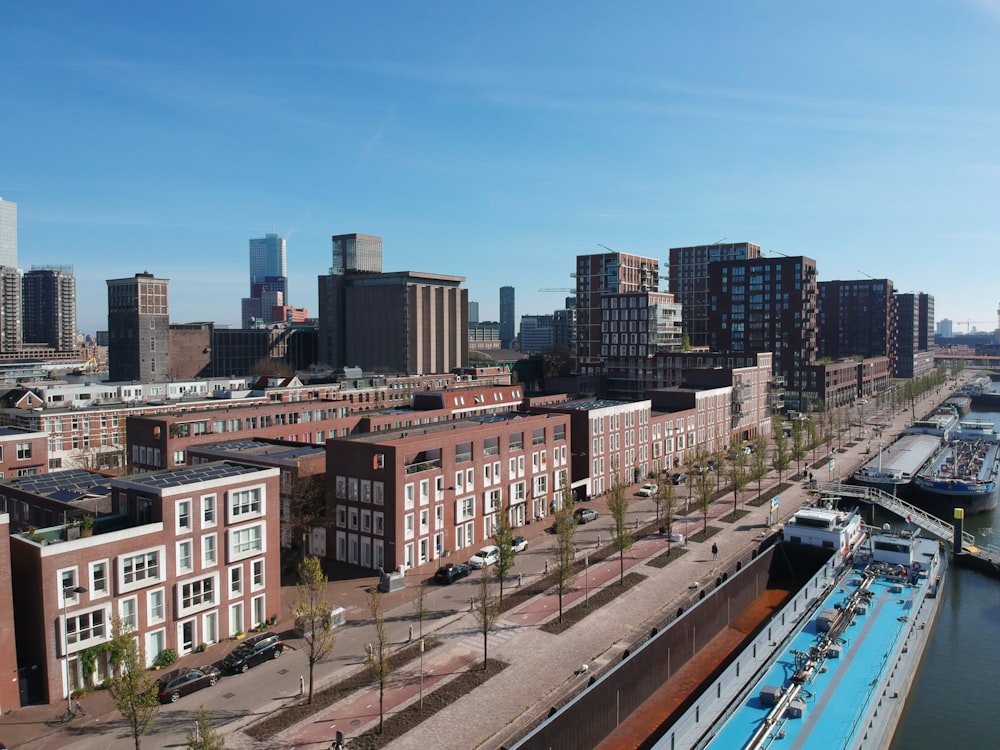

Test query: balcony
[404,458,441,475]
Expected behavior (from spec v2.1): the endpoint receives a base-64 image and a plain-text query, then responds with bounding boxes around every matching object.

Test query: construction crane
[539,288,576,294]
[956,319,993,333]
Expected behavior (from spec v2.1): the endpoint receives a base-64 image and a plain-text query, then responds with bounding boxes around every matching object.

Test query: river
[890,406,1000,748]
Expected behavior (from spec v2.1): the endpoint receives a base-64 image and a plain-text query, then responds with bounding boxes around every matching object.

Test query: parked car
[511,535,528,553]
[574,508,598,524]
[468,544,500,569]
[637,483,658,497]
[222,632,284,673]
[156,665,222,703]
[671,472,687,485]
[434,562,471,584]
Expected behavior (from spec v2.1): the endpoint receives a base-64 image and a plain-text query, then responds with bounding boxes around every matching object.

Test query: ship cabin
[783,506,864,562]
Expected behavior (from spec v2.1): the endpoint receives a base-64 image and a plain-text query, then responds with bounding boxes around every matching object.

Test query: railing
[817,481,975,547]
[404,459,441,475]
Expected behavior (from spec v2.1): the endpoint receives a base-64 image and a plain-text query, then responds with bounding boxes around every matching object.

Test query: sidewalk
[0,383,958,750]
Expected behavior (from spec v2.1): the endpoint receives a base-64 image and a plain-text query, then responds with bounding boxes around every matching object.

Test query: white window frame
[176,539,193,575]
[118,546,166,594]
[201,493,217,528]
[228,523,265,563]
[177,572,219,618]
[147,587,166,625]
[202,533,218,568]
[227,485,265,523]
[176,499,192,533]
[89,560,109,598]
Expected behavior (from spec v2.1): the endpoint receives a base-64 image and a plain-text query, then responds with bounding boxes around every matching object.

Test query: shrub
[152,648,178,669]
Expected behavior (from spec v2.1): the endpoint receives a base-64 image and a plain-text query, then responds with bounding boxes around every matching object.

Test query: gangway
[814,481,975,548]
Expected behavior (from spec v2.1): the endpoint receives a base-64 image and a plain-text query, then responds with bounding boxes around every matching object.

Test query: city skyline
[4,3,1000,335]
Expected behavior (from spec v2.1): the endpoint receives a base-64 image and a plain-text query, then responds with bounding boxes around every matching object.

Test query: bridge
[814,481,978,548]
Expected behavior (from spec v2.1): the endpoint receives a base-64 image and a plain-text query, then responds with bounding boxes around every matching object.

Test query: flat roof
[189,439,325,461]
[117,461,271,491]
[1,468,113,501]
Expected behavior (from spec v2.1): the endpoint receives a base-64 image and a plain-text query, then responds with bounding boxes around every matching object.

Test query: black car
[671,472,687,485]
[156,665,221,703]
[222,632,284,673]
[434,562,471,585]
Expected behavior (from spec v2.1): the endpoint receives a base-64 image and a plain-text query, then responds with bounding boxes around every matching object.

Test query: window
[177,540,193,574]
[120,597,137,630]
[202,494,216,526]
[148,588,165,624]
[66,608,106,649]
[202,534,217,567]
[230,566,242,596]
[120,548,163,591]
[179,575,216,614]
[16,442,31,460]
[177,500,192,532]
[90,561,108,596]
[251,559,264,590]
[229,524,264,561]
[229,487,263,520]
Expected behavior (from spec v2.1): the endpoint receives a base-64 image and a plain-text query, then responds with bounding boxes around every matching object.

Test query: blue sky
[4,1,1000,336]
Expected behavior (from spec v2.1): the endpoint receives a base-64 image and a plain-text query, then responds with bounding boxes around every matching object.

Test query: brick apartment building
[0,514,18,712]
[6,461,280,705]
[326,411,572,572]
[0,426,48,478]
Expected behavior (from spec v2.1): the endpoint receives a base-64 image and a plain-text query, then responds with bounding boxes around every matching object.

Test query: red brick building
[326,411,572,572]
[0,514,19,712]
[7,461,280,705]
[0,426,48,479]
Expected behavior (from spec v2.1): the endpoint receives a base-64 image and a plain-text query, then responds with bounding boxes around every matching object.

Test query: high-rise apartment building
[894,292,936,379]
[519,315,554,355]
[708,255,818,411]
[0,267,23,354]
[499,286,516,349]
[574,251,660,373]
[242,233,288,327]
[318,271,468,375]
[468,300,479,325]
[0,197,16,269]
[331,233,383,275]
[23,266,77,351]
[107,273,170,382]
[667,242,762,347]
[817,278,895,362]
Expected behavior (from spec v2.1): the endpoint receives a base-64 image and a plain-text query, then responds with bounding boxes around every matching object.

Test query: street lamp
[62,584,87,713]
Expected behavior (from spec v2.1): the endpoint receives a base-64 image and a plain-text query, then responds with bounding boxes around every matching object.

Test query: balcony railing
[404,458,441,475]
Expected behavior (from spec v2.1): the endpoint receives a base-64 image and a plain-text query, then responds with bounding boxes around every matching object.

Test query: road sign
[771,496,780,509]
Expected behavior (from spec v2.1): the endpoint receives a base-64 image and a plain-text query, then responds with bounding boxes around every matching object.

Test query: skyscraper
[23,266,77,351]
[818,278,895,362]
[107,272,170,382]
[499,286,515,349]
[0,197,16,269]
[331,233,382,275]
[0,267,22,353]
[242,233,288,327]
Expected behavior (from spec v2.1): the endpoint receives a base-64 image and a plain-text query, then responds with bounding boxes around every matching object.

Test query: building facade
[242,233,289,327]
[326,411,572,572]
[107,273,170,382]
[499,286,516,350]
[668,242,761,348]
[0,266,23,353]
[894,292,936,379]
[6,461,281,705]
[23,266,77,352]
[318,270,468,374]
[817,278,895,363]
[0,197,16,269]
[575,251,661,374]
[708,255,819,412]
[331,233,383,275]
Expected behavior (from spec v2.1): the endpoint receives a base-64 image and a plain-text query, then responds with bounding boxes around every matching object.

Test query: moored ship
[915,418,1000,513]
[853,433,942,492]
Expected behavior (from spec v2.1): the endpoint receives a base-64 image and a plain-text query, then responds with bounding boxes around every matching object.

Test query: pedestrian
[544,560,549,574]
[408,624,413,642]
[517,572,523,587]
[299,675,304,696]
[712,542,718,561]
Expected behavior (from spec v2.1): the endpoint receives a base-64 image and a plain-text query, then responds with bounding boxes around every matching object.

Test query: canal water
[889,406,1000,747]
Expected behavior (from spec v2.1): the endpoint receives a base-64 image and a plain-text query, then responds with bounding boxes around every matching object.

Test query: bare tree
[287,474,326,563]
[749,434,769,497]
[412,579,428,641]
[290,556,337,704]
[471,569,501,669]
[726,450,749,514]
[658,475,679,553]
[772,432,791,482]
[791,418,806,478]
[693,450,715,534]
[552,482,578,623]
[491,501,516,605]
[186,705,226,750]
[606,472,634,584]
[365,584,391,735]
[106,614,159,750]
